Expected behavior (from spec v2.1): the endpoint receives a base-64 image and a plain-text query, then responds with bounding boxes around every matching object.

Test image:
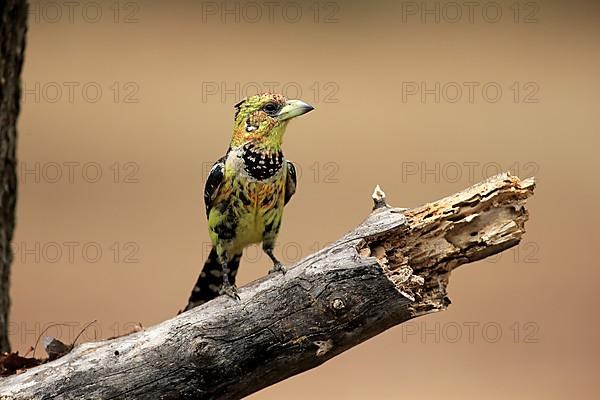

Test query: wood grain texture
[0,173,535,399]
[0,0,28,354]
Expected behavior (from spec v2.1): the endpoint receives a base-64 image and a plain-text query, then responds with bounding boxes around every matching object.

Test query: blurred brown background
[9,0,600,398]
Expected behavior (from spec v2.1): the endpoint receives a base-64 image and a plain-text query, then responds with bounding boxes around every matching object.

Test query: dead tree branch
[0,173,535,400]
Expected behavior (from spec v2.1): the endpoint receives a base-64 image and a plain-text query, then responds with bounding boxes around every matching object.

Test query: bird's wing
[284,160,297,206]
[204,156,226,217]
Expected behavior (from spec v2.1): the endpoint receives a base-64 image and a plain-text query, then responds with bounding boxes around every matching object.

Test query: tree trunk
[0,0,28,354]
[0,173,535,399]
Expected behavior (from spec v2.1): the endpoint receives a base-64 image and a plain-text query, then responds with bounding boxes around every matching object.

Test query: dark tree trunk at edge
[0,0,28,353]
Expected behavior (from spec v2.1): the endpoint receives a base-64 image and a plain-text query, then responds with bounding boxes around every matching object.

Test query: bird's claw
[268,262,287,275]
[220,283,240,301]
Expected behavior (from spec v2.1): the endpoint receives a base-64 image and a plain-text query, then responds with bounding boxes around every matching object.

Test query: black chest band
[242,144,284,180]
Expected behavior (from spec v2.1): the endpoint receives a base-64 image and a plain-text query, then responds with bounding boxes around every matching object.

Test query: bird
[183,93,314,311]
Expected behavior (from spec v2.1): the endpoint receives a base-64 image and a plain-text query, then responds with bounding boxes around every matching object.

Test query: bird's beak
[277,99,314,121]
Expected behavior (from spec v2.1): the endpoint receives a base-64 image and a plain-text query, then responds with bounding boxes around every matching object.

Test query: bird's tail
[183,247,241,311]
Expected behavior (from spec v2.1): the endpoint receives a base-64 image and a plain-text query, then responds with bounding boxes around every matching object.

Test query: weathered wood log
[0,173,535,400]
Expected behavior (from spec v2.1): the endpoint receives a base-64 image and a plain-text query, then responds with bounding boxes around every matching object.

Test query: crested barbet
[184,93,314,310]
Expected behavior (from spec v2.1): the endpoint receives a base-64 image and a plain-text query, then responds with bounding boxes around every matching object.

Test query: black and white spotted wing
[284,160,297,206]
[204,156,226,217]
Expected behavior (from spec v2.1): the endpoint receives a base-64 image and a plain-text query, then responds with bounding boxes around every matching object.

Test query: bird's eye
[263,103,278,115]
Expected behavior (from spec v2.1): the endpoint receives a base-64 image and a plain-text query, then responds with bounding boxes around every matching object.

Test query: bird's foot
[220,282,240,301]
[268,262,287,275]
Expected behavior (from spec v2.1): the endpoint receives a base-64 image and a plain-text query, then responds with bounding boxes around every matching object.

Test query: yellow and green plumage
[185,93,313,310]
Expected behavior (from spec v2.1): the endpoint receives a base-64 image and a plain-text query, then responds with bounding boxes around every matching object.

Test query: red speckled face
[230,93,313,150]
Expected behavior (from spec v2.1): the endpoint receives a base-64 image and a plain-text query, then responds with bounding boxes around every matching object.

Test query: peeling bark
[0,173,535,399]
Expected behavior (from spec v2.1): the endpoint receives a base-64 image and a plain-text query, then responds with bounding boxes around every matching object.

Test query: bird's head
[230,93,314,150]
